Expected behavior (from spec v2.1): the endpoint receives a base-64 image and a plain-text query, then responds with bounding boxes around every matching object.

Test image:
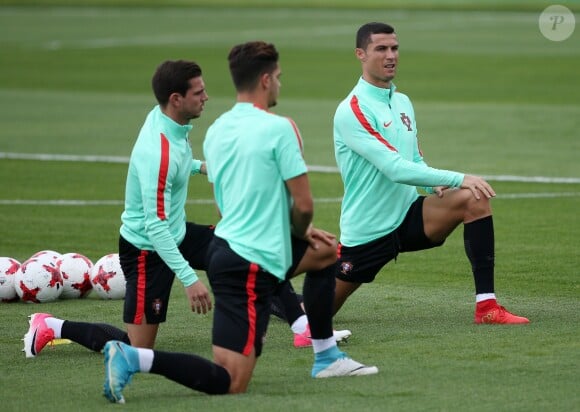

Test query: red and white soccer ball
[0,257,20,302]
[15,253,64,303]
[90,253,126,300]
[57,253,93,299]
[31,250,62,263]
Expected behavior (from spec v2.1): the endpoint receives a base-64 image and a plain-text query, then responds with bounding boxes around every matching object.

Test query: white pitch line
[0,152,130,164]
[2,152,580,184]
[1,192,579,207]
[307,166,580,184]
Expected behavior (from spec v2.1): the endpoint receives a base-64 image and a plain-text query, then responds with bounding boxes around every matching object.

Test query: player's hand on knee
[461,175,496,200]
[185,281,213,314]
[433,186,449,197]
[310,227,336,247]
[302,224,318,250]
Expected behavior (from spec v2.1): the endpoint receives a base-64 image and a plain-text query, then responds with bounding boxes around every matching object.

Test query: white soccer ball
[31,250,62,262]
[57,253,93,299]
[15,254,64,303]
[0,257,20,302]
[90,253,126,300]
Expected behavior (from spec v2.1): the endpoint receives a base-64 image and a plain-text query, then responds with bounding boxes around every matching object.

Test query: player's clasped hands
[185,281,212,314]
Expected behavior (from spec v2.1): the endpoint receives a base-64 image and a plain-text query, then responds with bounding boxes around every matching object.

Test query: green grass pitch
[0,2,579,411]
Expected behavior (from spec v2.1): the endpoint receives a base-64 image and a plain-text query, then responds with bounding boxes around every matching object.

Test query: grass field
[1,2,579,412]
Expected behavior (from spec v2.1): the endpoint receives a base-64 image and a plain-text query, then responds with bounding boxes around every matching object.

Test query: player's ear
[168,92,182,107]
[355,47,367,62]
[260,72,271,90]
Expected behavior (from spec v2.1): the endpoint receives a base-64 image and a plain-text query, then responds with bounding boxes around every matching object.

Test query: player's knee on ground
[213,346,256,395]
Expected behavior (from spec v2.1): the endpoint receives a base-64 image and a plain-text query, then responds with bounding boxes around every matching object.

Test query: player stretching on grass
[24,60,214,358]
[101,41,377,403]
[332,22,529,324]
[23,60,348,361]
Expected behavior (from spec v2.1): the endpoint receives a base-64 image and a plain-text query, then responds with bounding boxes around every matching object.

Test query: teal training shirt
[120,105,203,287]
[203,103,307,280]
[334,78,464,246]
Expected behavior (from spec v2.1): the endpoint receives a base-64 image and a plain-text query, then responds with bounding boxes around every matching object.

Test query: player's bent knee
[464,191,492,218]
[213,346,255,395]
[223,368,252,394]
[318,241,338,265]
[302,244,337,271]
[312,252,337,271]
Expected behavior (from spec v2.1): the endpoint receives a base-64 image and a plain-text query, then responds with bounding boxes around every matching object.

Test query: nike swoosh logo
[31,329,38,355]
[383,121,392,128]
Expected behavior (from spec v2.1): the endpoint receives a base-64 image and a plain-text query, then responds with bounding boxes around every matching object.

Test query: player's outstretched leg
[103,341,140,404]
[23,313,130,357]
[23,313,55,358]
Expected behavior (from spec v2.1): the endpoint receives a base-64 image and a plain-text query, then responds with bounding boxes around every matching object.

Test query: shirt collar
[233,102,268,112]
[154,105,193,140]
[357,77,397,102]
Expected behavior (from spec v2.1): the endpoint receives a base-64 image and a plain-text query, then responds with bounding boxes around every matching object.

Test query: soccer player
[24,60,213,358]
[101,41,377,403]
[332,22,529,324]
[23,60,345,360]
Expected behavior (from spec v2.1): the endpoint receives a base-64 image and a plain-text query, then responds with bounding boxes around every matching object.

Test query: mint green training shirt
[120,105,203,287]
[334,78,464,246]
[203,103,307,280]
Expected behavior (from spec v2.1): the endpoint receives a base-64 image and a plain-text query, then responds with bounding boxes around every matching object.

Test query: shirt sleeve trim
[157,133,170,220]
[350,95,398,153]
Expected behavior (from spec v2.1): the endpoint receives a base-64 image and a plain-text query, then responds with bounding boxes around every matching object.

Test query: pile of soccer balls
[0,250,126,303]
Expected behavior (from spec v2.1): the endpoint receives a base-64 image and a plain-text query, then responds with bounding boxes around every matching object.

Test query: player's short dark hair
[151,60,202,106]
[356,22,396,50]
[228,41,279,92]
